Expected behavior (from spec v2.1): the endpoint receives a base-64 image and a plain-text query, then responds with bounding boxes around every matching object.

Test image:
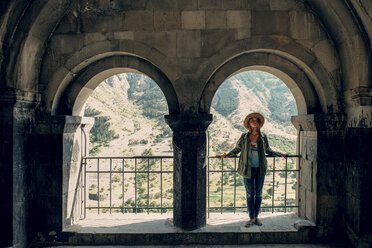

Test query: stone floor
[46,245,349,248]
[65,212,310,233]
[42,213,349,247]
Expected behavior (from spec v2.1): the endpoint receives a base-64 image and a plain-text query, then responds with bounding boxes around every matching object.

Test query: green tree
[90,116,119,144]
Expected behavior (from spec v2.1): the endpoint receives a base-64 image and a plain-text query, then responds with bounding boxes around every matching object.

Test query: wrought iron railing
[206,155,300,217]
[80,155,300,217]
[81,156,174,216]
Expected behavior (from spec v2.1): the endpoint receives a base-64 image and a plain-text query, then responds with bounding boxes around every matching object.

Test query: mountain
[84,71,298,157]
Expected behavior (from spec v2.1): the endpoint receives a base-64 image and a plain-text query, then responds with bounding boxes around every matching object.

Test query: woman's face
[249,117,259,128]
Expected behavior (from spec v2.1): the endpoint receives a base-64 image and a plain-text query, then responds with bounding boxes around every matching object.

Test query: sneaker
[255,218,263,226]
[244,220,255,227]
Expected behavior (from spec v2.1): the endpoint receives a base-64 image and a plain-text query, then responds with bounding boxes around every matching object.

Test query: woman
[217,113,287,227]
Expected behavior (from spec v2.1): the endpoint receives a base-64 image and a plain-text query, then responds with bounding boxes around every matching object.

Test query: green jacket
[226,132,281,178]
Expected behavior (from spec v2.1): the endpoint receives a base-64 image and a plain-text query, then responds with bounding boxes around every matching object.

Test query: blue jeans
[244,167,265,219]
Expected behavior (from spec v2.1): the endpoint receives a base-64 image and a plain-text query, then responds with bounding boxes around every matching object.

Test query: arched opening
[81,72,174,219]
[56,55,180,230]
[206,70,299,221]
[199,50,326,227]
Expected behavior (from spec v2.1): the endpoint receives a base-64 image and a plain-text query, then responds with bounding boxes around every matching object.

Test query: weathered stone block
[318,194,341,230]
[305,190,316,222]
[205,11,227,29]
[298,186,306,218]
[201,30,234,57]
[124,11,154,31]
[154,11,181,30]
[81,13,126,33]
[98,0,110,10]
[130,0,149,10]
[12,201,27,248]
[301,160,313,191]
[84,33,107,46]
[235,28,251,40]
[30,195,63,232]
[0,204,12,247]
[54,13,80,34]
[345,192,361,234]
[49,35,84,55]
[135,31,177,58]
[181,11,206,29]
[178,0,198,10]
[222,0,250,9]
[227,10,250,28]
[270,0,298,11]
[35,164,62,196]
[290,11,324,40]
[346,127,372,236]
[251,0,270,10]
[198,0,223,9]
[176,31,201,57]
[113,31,134,40]
[108,0,131,10]
[251,11,290,35]
[152,0,178,10]
[311,40,339,74]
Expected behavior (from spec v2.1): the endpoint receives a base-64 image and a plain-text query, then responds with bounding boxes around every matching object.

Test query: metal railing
[81,156,174,216]
[80,155,300,216]
[206,155,300,217]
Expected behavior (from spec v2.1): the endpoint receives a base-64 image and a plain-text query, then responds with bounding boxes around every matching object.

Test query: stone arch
[8,0,72,91]
[54,54,180,230]
[44,38,181,115]
[199,38,339,115]
[308,0,371,91]
[51,54,180,116]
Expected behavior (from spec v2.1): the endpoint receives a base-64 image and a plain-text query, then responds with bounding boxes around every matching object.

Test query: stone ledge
[32,213,319,246]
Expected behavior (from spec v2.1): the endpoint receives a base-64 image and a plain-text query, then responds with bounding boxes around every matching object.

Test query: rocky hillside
[84,71,298,157]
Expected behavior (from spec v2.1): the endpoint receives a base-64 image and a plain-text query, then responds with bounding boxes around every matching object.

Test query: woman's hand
[216,153,227,159]
[281,153,288,158]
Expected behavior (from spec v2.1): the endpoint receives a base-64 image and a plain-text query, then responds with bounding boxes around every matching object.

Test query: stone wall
[344,127,372,247]
[0,0,371,247]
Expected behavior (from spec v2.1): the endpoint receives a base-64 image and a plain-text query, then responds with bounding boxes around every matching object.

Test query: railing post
[165,114,212,230]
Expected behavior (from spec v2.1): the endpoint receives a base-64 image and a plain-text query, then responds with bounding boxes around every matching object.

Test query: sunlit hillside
[83,71,299,214]
[84,71,298,157]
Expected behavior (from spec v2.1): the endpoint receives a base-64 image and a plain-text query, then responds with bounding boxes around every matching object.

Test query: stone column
[165,114,212,230]
[292,114,346,238]
[31,115,94,233]
[0,89,39,248]
[0,90,16,247]
[63,116,94,229]
[343,87,372,247]
[30,115,66,235]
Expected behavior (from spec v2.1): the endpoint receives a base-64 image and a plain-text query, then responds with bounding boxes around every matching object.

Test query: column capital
[345,86,372,107]
[0,88,40,108]
[64,116,94,134]
[164,113,213,132]
[291,113,346,132]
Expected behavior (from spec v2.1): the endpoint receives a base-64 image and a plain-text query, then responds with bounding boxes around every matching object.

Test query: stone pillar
[292,114,346,239]
[343,87,372,247]
[30,115,66,235]
[165,114,212,230]
[291,115,318,223]
[31,115,93,233]
[63,116,94,229]
[344,126,372,247]
[0,91,16,247]
[0,89,39,248]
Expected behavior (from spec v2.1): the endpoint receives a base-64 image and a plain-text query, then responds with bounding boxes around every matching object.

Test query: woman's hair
[248,117,261,133]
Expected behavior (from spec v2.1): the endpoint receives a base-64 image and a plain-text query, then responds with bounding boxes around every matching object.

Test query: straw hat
[243,112,265,130]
